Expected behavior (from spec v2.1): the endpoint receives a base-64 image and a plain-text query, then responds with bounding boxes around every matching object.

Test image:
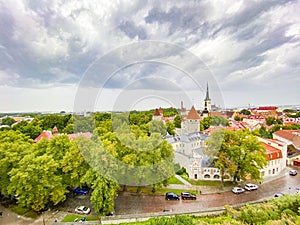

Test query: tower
[202,83,211,117]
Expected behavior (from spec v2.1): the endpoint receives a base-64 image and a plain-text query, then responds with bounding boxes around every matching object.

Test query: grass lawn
[188,180,233,187]
[61,214,99,222]
[180,174,233,187]
[9,205,39,218]
[167,176,184,185]
[123,186,198,195]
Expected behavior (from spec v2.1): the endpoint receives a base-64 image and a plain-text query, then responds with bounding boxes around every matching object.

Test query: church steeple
[204,83,210,101]
[202,83,211,117]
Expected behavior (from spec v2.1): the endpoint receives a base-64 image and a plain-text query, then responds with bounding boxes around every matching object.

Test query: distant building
[34,126,92,142]
[152,107,175,123]
[152,108,163,121]
[179,106,201,135]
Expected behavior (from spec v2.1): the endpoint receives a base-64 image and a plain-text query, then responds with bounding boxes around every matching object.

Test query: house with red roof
[258,137,287,179]
[152,108,163,121]
[273,130,300,166]
[34,126,92,143]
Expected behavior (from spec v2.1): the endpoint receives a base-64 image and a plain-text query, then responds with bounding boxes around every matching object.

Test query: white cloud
[0,0,299,112]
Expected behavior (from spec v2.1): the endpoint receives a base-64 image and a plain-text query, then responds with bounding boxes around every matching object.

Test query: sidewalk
[168,169,291,195]
[167,176,232,194]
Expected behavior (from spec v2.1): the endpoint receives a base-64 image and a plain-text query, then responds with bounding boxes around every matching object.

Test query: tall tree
[8,154,68,211]
[206,129,267,183]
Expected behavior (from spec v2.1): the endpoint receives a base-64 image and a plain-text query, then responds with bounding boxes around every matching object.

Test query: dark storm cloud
[119,20,147,40]
[145,4,209,35]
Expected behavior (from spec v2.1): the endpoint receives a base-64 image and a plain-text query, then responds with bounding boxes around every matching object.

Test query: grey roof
[165,132,208,144]
[189,156,212,167]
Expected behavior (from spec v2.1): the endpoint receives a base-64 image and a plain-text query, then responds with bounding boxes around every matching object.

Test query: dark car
[274,193,284,197]
[165,192,180,200]
[181,192,197,200]
[73,187,88,195]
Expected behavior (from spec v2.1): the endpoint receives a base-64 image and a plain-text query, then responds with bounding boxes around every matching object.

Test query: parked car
[165,192,180,200]
[181,192,197,200]
[244,183,258,191]
[73,187,88,195]
[274,193,284,197]
[75,206,91,214]
[232,187,245,194]
[289,170,297,176]
[163,209,173,212]
[106,211,115,216]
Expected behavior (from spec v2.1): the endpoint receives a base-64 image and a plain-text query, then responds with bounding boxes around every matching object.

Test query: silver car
[232,187,245,194]
[75,206,91,214]
[244,183,258,191]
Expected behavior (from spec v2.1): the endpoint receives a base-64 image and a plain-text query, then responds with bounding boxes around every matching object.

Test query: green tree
[162,107,178,117]
[83,169,118,215]
[8,154,68,211]
[149,120,167,137]
[257,126,272,139]
[234,116,242,121]
[12,121,42,139]
[200,116,212,131]
[266,117,276,126]
[173,115,181,128]
[0,131,33,195]
[1,117,16,126]
[211,116,229,126]
[240,109,251,115]
[206,129,267,183]
[61,139,90,187]
[166,121,176,136]
[214,151,237,186]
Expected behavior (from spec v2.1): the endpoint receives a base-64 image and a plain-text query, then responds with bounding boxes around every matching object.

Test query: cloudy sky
[0,0,299,113]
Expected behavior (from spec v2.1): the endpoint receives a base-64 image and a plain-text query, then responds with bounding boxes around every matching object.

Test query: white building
[258,137,287,179]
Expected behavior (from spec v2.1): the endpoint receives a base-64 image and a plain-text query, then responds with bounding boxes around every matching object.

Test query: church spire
[202,82,211,117]
[204,83,210,101]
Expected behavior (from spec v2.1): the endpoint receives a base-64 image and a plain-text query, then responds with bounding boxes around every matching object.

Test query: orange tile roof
[34,131,53,142]
[153,108,162,116]
[34,131,92,142]
[261,142,282,160]
[187,106,200,119]
[273,130,299,142]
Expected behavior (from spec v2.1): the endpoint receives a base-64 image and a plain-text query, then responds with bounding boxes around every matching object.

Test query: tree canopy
[205,129,267,183]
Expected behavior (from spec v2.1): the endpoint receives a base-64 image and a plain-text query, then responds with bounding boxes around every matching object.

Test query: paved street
[1,167,299,224]
[114,167,300,215]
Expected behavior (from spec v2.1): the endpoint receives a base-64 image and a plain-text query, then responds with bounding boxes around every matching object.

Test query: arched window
[213,174,220,179]
[204,174,210,179]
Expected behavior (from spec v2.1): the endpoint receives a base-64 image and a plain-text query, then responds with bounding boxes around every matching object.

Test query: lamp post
[42,211,45,225]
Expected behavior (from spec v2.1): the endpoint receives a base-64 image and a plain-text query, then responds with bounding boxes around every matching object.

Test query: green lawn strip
[8,204,39,218]
[180,175,233,187]
[167,176,184,185]
[123,186,198,195]
[61,214,99,222]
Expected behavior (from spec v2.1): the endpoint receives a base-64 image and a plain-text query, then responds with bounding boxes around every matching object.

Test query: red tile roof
[257,106,278,110]
[34,131,92,142]
[273,130,300,142]
[34,130,53,142]
[187,106,200,119]
[261,142,282,160]
[153,108,162,116]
